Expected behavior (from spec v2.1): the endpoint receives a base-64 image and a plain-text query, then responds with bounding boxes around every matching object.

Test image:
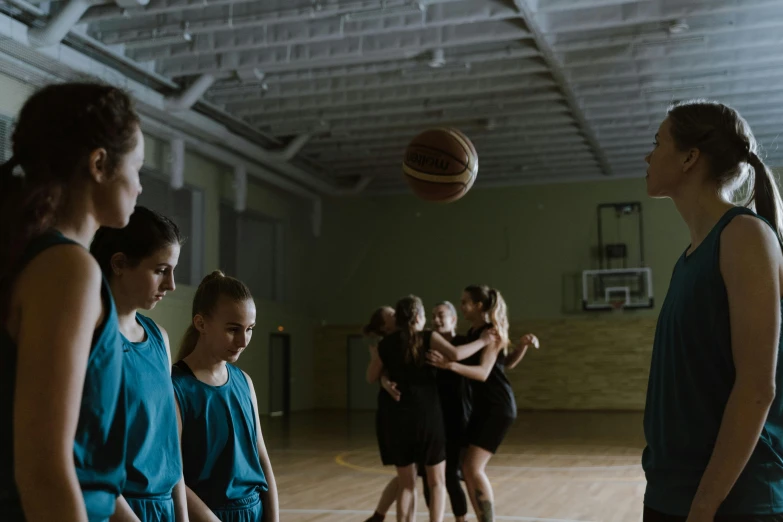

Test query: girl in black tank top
[427,285,539,522]
[362,305,402,522]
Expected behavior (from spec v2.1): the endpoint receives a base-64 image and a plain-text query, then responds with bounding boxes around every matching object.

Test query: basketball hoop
[609,300,626,314]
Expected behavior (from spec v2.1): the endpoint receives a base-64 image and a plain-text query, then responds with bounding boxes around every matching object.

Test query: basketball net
[610,300,626,314]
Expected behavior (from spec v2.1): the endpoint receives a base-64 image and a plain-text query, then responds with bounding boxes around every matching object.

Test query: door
[269,333,291,417]
[347,335,378,411]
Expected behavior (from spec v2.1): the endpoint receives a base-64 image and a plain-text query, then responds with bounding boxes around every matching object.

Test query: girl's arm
[366,343,383,383]
[244,372,280,522]
[506,333,540,370]
[14,246,104,522]
[687,216,781,520]
[429,329,493,361]
[174,401,221,522]
[428,342,502,382]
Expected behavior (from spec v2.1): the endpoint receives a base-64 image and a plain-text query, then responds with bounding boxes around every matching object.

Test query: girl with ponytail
[171,271,279,522]
[642,100,783,520]
[0,83,143,522]
[90,206,186,522]
[427,285,539,522]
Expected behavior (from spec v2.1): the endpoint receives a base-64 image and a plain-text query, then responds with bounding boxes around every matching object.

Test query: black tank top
[463,324,517,418]
[378,330,439,414]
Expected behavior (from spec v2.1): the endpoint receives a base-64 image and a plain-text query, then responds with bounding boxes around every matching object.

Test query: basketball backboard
[582,267,653,311]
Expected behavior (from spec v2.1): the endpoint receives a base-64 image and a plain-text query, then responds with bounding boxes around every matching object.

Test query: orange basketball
[403,127,478,203]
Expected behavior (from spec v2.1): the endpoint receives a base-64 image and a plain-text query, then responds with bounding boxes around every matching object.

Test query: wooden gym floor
[263,410,646,522]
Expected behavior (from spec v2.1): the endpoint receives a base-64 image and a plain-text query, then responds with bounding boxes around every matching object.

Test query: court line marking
[334,452,645,483]
[340,446,641,462]
[336,451,642,472]
[280,508,597,522]
[489,464,640,471]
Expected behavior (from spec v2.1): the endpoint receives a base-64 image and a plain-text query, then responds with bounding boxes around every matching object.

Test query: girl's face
[460,291,482,321]
[431,305,457,334]
[113,242,180,310]
[644,117,697,199]
[381,306,396,334]
[196,297,256,363]
[94,125,145,229]
[414,308,426,331]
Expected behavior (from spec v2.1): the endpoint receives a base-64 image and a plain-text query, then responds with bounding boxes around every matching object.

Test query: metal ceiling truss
[4,0,777,194]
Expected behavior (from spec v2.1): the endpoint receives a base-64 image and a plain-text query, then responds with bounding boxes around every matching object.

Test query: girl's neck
[116,307,145,342]
[54,201,99,248]
[671,183,734,255]
[112,282,145,342]
[184,345,228,386]
[470,317,488,330]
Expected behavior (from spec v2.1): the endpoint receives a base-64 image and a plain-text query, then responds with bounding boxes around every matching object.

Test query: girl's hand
[427,350,452,370]
[520,333,540,349]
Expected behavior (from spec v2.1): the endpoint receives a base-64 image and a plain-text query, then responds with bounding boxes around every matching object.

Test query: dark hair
[464,285,510,351]
[395,295,425,365]
[90,206,182,279]
[433,301,457,318]
[363,306,392,337]
[667,100,782,240]
[0,82,140,321]
[177,270,253,361]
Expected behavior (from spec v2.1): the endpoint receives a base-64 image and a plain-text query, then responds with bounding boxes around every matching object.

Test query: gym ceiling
[1,0,782,195]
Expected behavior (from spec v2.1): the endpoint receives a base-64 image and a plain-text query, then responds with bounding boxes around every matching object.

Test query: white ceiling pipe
[141,116,325,237]
[165,74,216,111]
[28,0,100,47]
[0,12,362,197]
[27,0,149,48]
[276,134,312,162]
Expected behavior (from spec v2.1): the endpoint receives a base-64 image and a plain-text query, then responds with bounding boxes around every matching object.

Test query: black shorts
[389,417,446,468]
[464,410,514,454]
[644,506,783,522]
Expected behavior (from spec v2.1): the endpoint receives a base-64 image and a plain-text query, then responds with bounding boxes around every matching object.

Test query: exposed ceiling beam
[120,0,518,60]
[228,74,555,114]
[511,0,612,176]
[537,0,645,13]
[208,59,548,102]
[83,0,464,23]
[566,52,783,83]
[260,102,572,135]
[158,21,531,76]
[538,0,782,35]
[248,92,562,128]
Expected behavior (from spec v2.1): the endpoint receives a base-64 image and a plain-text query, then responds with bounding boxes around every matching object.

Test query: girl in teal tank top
[171,271,279,522]
[642,101,783,521]
[0,83,145,521]
[90,206,188,522]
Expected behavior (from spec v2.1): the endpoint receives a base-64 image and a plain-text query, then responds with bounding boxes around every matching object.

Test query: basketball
[403,127,478,203]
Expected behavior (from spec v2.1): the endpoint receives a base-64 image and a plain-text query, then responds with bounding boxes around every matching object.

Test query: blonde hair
[668,100,782,240]
[465,285,510,354]
[176,270,253,361]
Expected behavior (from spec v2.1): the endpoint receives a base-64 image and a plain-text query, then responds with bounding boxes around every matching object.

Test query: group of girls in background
[0,82,277,522]
[363,288,540,522]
